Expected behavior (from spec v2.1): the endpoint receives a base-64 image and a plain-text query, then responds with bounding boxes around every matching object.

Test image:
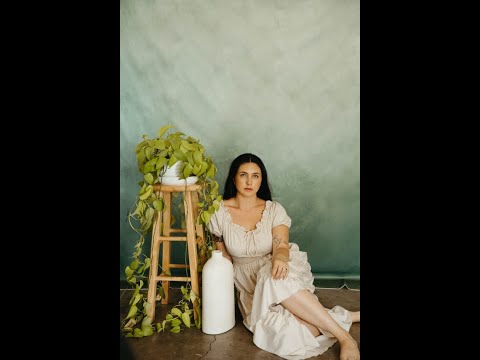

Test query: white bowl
[158,176,198,186]
[161,161,183,177]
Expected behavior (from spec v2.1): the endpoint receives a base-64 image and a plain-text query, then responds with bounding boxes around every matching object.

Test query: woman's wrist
[272,251,289,263]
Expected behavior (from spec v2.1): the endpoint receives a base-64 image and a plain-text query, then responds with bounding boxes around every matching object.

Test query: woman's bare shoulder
[223,198,236,208]
[256,198,266,208]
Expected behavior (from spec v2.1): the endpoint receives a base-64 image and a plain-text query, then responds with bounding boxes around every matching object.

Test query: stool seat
[147,183,206,321]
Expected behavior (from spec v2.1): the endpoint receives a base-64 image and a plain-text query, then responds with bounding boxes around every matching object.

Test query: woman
[207,153,360,360]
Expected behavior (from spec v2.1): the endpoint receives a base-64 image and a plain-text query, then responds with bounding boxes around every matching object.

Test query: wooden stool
[147,184,206,321]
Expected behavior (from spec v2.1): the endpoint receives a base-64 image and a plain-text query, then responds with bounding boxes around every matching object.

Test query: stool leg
[161,191,172,305]
[147,205,163,320]
[185,191,199,320]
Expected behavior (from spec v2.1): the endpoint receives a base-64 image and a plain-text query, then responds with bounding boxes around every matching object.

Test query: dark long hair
[223,153,272,201]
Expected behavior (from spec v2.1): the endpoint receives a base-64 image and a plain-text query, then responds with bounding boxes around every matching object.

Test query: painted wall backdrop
[120,0,360,281]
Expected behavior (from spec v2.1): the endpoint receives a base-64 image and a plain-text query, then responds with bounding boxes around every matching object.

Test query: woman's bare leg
[349,311,360,323]
[293,315,321,337]
[294,311,359,337]
[281,289,360,360]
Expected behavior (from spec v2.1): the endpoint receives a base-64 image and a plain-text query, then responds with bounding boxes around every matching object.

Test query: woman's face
[234,162,262,197]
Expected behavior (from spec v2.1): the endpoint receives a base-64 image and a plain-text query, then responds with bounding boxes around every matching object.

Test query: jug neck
[212,250,223,259]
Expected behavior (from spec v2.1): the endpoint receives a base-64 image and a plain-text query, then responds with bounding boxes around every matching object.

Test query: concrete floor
[120,287,360,360]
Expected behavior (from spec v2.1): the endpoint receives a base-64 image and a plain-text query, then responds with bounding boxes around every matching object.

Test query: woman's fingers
[271,263,281,279]
[271,262,288,280]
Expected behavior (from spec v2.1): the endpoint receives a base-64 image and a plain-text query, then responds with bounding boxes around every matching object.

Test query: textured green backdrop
[120,0,360,282]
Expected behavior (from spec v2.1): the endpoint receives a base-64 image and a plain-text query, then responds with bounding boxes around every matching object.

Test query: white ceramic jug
[201,250,235,334]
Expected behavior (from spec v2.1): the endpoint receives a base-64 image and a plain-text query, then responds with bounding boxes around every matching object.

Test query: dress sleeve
[271,201,292,228]
[206,207,223,237]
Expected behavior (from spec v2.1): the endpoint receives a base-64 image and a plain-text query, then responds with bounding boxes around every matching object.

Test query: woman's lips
[245,188,253,191]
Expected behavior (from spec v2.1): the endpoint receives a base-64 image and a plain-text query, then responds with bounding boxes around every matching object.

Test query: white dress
[208,200,352,359]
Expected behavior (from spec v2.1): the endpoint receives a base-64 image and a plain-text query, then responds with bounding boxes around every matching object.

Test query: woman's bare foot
[349,311,360,323]
[339,336,360,360]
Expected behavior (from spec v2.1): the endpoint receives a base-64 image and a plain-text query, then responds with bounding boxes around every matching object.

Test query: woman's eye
[254,175,259,179]
[240,174,246,177]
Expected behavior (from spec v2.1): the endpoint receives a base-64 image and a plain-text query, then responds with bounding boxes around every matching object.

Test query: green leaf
[139,186,153,200]
[135,140,148,154]
[189,290,197,303]
[136,150,146,168]
[144,173,154,185]
[142,259,151,272]
[192,164,201,176]
[181,141,198,151]
[197,161,208,176]
[179,144,188,154]
[180,286,187,295]
[130,258,139,270]
[142,316,152,327]
[183,163,193,178]
[126,305,138,319]
[166,313,173,320]
[201,211,211,225]
[132,328,144,338]
[170,326,181,333]
[181,312,191,328]
[158,286,165,299]
[173,149,187,161]
[171,319,182,327]
[131,293,142,306]
[142,326,153,336]
[153,199,164,211]
[185,151,194,165]
[168,155,178,168]
[156,157,168,172]
[206,164,216,178]
[145,207,154,224]
[145,147,154,160]
[157,124,174,138]
[170,138,181,150]
[144,302,152,315]
[131,201,143,217]
[142,159,156,174]
[153,139,166,149]
[158,149,169,157]
[125,266,134,278]
[171,307,183,318]
[141,317,154,336]
[193,151,203,165]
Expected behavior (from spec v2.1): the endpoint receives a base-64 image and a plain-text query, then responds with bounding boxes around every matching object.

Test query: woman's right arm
[212,235,233,263]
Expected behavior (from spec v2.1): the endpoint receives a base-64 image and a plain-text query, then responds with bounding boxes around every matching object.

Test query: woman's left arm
[271,225,290,280]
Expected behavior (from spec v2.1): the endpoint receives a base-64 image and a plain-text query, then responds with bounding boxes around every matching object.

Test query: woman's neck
[233,195,261,210]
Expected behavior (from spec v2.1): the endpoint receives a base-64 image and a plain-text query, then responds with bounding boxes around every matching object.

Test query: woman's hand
[271,258,289,280]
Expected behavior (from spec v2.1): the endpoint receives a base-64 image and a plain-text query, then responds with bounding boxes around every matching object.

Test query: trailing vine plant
[121,125,222,337]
